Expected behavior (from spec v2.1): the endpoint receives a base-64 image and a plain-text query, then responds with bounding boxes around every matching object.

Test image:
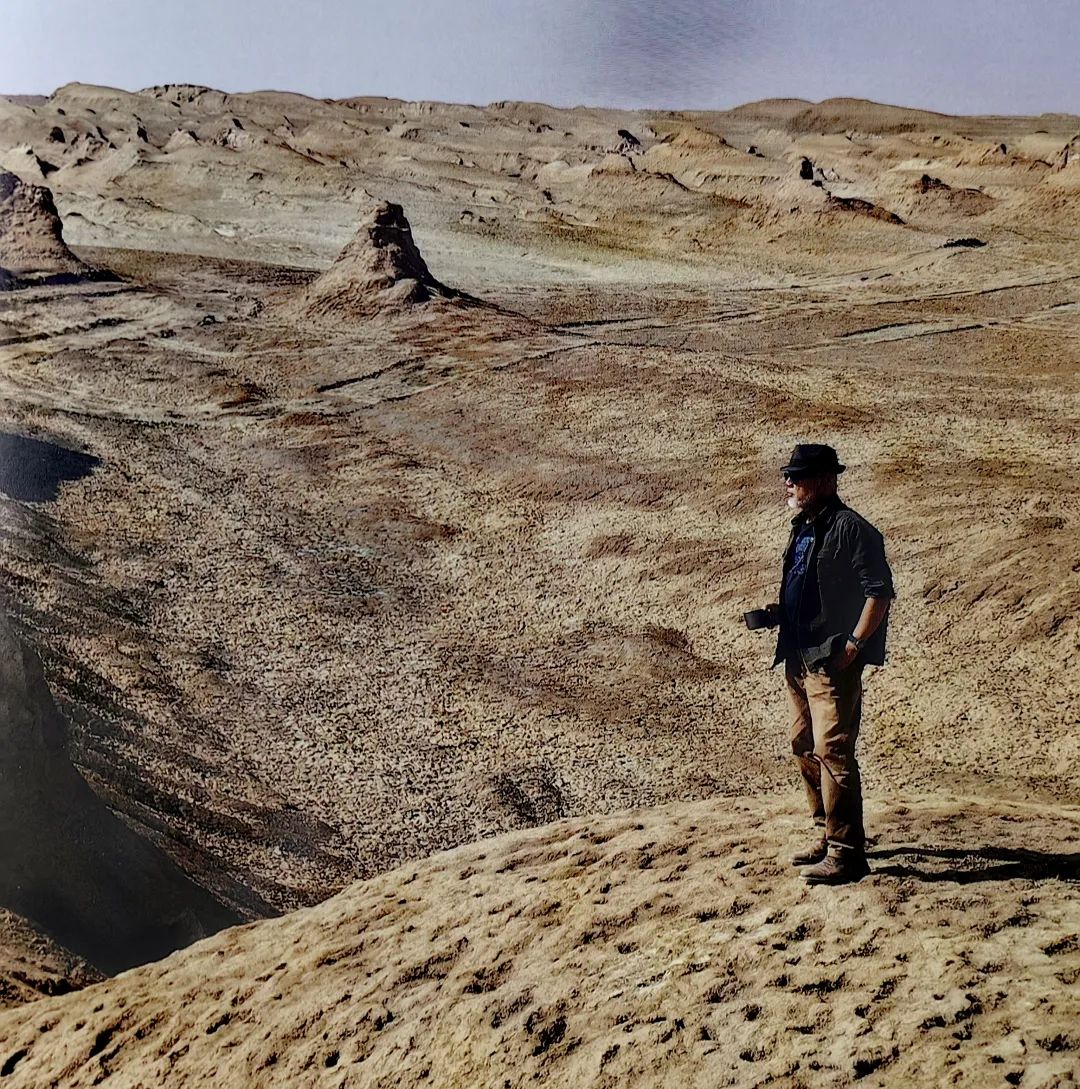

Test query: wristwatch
[847,634,865,651]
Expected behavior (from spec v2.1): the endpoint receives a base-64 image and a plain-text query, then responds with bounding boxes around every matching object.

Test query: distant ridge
[3,84,1076,130]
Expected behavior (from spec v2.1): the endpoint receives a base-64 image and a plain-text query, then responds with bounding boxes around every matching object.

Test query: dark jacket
[773,495,895,670]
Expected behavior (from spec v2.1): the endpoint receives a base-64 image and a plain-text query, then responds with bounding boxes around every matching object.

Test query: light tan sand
[0,796,1076,1087]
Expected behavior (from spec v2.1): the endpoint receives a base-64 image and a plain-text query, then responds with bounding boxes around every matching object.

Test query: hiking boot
[790,834,828,867]
[801,849,870,885]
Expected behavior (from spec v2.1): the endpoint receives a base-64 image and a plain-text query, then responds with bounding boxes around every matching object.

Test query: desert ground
[0,84,1077,1086]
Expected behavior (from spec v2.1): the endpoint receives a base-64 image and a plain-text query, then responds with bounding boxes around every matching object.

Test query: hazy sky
[4,0,1078,116]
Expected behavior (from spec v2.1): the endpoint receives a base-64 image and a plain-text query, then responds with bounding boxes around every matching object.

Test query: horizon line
[4,83,1080,123]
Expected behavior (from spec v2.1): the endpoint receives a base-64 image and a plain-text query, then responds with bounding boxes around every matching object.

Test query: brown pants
[785,656,865,853]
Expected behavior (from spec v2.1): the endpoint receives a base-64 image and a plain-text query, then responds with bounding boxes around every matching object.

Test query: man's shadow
[867,845,1080,883]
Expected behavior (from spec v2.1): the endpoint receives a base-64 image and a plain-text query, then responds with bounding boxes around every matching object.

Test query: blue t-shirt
[782,521,815,646]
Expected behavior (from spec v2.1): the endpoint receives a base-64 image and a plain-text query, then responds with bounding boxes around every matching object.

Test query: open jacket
[773,495,895,671]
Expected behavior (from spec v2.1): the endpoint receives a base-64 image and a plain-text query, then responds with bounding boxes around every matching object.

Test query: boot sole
[803,867,871,885]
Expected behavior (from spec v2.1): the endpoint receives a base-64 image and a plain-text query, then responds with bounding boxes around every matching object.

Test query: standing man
[771,444,895,885]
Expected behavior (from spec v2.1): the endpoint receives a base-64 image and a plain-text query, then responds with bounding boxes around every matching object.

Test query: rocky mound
[1000,137,1080,231]
[0,146,58,184]
[659,126,733,151]
[0,794,1075,1087]
[297,201,463,319]
[1053,134,1080,172]
[824,194,905,225]
[610,129,642,155]
[784,97,954,135]
[892,174,997,220]
[0,171,88,283]
[751,170,907,230]
[163,127,199,152]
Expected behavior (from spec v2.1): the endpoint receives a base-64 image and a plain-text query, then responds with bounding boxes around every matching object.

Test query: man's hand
[835,597,891,671]
[834,638,860,671]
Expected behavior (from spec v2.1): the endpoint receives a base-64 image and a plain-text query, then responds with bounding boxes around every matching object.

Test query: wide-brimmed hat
[781,443,846,479]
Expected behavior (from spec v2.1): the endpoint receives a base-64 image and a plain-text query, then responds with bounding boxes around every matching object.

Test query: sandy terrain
[0,796,1076,1087]
[0,84,1077,1084]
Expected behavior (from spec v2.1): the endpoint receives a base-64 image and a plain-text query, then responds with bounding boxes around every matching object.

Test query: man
[770,444,895,885]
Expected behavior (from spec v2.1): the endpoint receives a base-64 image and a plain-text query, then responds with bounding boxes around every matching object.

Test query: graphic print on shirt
[783,521,815,645]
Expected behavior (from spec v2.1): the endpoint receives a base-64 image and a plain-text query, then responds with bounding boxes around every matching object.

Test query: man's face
[785,473,823,511]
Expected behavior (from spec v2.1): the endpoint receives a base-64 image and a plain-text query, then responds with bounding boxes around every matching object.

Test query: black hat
[781,443,845,479]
